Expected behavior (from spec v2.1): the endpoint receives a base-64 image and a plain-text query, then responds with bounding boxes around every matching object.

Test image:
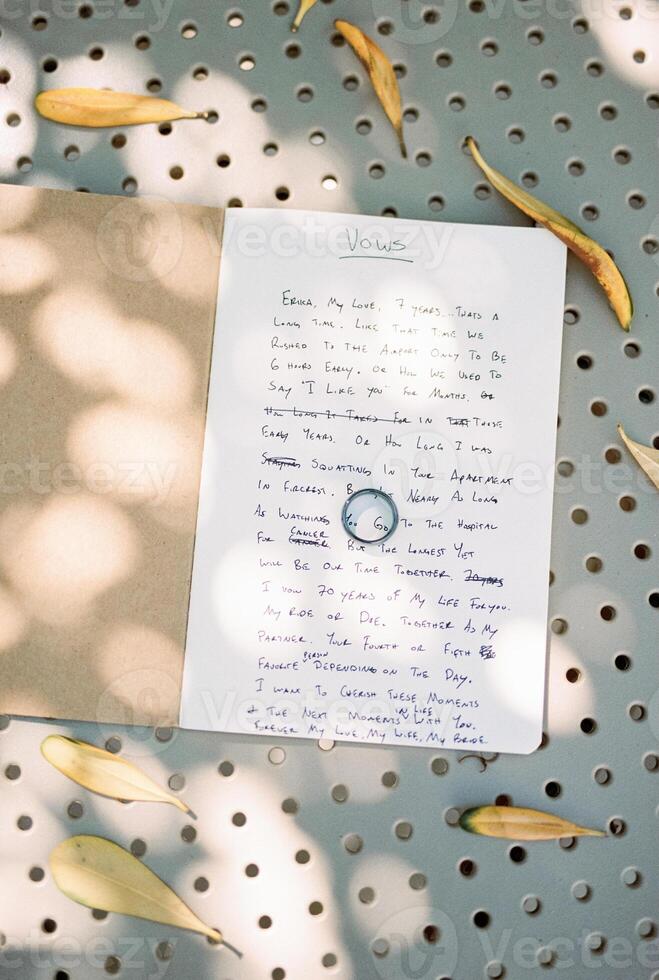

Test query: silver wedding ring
[341,488,399,544]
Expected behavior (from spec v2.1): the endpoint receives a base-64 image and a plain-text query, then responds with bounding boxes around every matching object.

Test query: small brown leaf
[291,0,318,31]
[460,805,606,841]
[334,19,407,158]
[617,423,659,490]
[466,137,633,331]
[35,88,208,127]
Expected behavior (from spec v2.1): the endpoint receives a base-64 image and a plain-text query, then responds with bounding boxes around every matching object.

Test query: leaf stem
[222,939,244,958]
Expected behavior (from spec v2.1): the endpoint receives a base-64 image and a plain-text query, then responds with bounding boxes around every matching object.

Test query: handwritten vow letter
[181,209,566,753]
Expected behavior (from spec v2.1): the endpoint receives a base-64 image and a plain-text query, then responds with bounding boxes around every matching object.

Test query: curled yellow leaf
[617,423,659,490]
[334,19,407,158]
[460,805,606,841]
[41,735,196,817]
[291,0,317,31]
[50,836,236,949]
[466,137,633,331]
[35,88,208,127]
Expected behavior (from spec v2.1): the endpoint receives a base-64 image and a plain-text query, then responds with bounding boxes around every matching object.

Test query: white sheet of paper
[180,208,566,753]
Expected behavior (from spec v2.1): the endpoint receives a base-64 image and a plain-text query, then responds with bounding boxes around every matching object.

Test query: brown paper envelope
[0,183,222,727]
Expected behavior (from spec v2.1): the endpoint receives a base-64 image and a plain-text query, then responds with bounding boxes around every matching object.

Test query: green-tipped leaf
[460,805,606,841]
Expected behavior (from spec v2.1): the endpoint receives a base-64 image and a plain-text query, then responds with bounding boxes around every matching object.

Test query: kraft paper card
[0,183,221,726]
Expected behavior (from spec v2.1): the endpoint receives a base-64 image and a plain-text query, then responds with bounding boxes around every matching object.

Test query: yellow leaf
[41,735,195,817]
[334,19,407,158]
[35,88,208,127]
[50,836,230,946]
[617,423,659,490]
[291,0,317,31]
[460,805,606,841]
[466,137,633,331]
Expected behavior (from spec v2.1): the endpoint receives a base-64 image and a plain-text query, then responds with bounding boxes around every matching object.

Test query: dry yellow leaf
[50,836,235,947]
[617,423,659,490]
[334,19,407,158]
[466,137,633,331]
[35,88,208,127]
[41,735,195,817]
[291,0,318,31]
[460,805,606,840]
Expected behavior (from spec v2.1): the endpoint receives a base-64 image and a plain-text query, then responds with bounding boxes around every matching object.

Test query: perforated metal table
[0,1,658,978]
